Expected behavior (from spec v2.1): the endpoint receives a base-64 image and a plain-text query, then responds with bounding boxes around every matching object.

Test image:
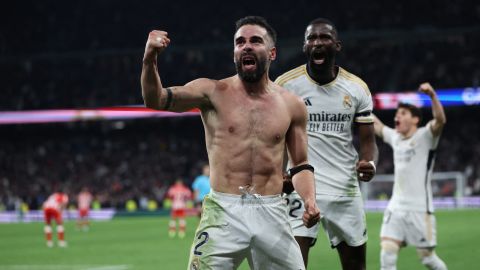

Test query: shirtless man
[141,16,320,269]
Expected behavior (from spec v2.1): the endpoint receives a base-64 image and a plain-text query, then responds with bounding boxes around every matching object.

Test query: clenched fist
[143,30,171,62]
[356,160,375,182]
[303,199,320,228]
[418,82,436,98]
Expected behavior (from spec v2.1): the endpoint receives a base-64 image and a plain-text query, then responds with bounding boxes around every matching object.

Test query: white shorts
[188,190,305,270]
[286,193,367,248]
[380,210,437,248]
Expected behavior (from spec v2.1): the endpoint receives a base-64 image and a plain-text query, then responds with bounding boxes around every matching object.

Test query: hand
[303,200,320,228]
[418,82,436,98]
[356,160,375,182]
[144,30,171,62]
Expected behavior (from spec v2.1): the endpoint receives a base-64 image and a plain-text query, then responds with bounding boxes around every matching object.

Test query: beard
[235,54,268,83]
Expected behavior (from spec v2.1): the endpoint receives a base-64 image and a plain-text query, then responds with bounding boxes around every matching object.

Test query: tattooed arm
[141,30,214,112]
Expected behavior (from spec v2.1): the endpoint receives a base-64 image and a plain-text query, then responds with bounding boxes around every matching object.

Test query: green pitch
[0,210,478,269]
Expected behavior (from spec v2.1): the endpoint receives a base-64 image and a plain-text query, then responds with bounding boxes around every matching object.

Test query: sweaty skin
[141,24,319,226]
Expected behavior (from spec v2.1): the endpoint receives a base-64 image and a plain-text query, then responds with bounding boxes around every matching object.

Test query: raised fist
[144,30,171,61]
[418,82,436,97]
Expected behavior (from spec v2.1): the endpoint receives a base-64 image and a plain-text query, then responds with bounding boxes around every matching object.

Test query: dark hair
[307,17,338,38]
[398,103,422,124]
[235,16,277,45]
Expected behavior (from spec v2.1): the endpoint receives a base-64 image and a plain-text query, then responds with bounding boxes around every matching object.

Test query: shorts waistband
[209,190,283,204]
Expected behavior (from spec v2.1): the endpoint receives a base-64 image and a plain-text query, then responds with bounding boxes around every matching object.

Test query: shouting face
[234,24,276,83]
[394,107,420,135]
[303,23,341,69]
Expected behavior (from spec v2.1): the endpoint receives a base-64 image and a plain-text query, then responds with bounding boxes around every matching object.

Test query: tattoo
[163,87,173,110]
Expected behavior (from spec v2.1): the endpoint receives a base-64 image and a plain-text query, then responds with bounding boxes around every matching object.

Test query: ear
[269,46,277,61]
[412,116,420,126]
[302,41,307,54]
[336,40,342,52]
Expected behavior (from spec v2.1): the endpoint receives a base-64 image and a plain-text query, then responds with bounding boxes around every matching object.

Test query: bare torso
[201,76,293,195]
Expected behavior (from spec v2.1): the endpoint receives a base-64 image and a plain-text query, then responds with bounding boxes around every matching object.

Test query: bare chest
[210,92,291,143]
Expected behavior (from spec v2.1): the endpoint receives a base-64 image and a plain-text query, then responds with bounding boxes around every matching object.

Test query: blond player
[77,187,93,231]
[276,18,377,269]
[43,191,69,247]
[166,178,192,238]
[141,16,320,269]
[373,82,447,270]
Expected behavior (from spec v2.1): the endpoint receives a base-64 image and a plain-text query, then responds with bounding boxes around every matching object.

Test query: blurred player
[373,82,447,270]
[76,187,93,231]
[166,178,192,238]
[43,191,69,247]
[276,18,378,269]
[141,16,319,269]
[191,163,210,217]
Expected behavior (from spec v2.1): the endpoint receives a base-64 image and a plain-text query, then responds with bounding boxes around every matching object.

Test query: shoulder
[418,122,438,138]
[275,84,307,120]
[275,65,306,86]
[275,83,304,106]
[338,67,371,97]
[185,78,220,90]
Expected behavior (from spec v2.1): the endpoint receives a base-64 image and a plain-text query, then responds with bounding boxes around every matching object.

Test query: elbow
[144,99,160,110]
[438,116,447,125]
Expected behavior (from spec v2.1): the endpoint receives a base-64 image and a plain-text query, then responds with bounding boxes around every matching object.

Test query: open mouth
[242,55,257,69]
[312,50,326,65]
[394,120,400,127]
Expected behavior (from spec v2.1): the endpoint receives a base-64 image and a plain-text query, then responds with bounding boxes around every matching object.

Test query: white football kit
[380,122,441,247]
[188,190,305,270]
[276,65,373,247]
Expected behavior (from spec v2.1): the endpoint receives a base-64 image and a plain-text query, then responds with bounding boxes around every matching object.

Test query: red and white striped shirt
[43,193,69,211]
[166,183,192,210]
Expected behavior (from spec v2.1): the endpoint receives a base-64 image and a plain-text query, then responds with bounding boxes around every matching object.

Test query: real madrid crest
[343,95,352,109]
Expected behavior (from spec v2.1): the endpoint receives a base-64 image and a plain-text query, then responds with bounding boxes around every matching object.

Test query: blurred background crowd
[1,0,479,210]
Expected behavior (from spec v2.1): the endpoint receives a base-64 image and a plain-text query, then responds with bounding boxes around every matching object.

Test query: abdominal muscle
[206,132,285,196]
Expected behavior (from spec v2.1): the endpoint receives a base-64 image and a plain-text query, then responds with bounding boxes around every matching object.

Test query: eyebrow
[235,35,265,43]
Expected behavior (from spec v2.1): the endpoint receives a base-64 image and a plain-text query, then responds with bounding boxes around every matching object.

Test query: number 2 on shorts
[193,232,209,255]
[285,198,303,218]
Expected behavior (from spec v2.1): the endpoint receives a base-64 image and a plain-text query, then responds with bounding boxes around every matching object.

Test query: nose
[312,37,323,47]
[243,41,253,51]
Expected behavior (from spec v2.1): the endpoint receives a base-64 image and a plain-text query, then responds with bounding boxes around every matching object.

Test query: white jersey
[276,65,373,196]
[382,122,440,213]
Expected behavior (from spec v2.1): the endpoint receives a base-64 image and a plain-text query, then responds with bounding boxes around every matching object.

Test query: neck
[307,62,337,85]
[401,126,418,138]
[239,74,271,96]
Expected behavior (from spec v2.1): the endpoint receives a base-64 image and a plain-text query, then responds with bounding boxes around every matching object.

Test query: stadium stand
[1,0,479,209]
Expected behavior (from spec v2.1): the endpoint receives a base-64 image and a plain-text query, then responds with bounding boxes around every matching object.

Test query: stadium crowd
[1,0,480,210]
[1,106,479,211]
[1,0,479,110]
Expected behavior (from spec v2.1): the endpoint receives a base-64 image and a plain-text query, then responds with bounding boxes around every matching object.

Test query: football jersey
[382,122,440,213]
[167,183,192,210]
[276,65,373,196]
[43,192,69,210]
[78,191,93,210]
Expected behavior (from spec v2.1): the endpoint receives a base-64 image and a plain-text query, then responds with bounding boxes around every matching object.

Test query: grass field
[0,210,479,270]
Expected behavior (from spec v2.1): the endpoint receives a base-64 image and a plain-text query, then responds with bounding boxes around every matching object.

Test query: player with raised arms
[141,16,320,269]
[373,82,448,270]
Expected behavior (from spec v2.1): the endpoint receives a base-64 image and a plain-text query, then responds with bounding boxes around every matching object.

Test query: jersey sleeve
[354,84,374,124]
[382,126,396,146]
[421,122,441,150]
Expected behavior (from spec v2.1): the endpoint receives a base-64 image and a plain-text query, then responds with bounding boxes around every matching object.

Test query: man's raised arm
[141,30,213,112]
[419,82,446,137]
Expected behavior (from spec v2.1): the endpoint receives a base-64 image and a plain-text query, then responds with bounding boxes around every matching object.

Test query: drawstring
[238,184,260,199]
